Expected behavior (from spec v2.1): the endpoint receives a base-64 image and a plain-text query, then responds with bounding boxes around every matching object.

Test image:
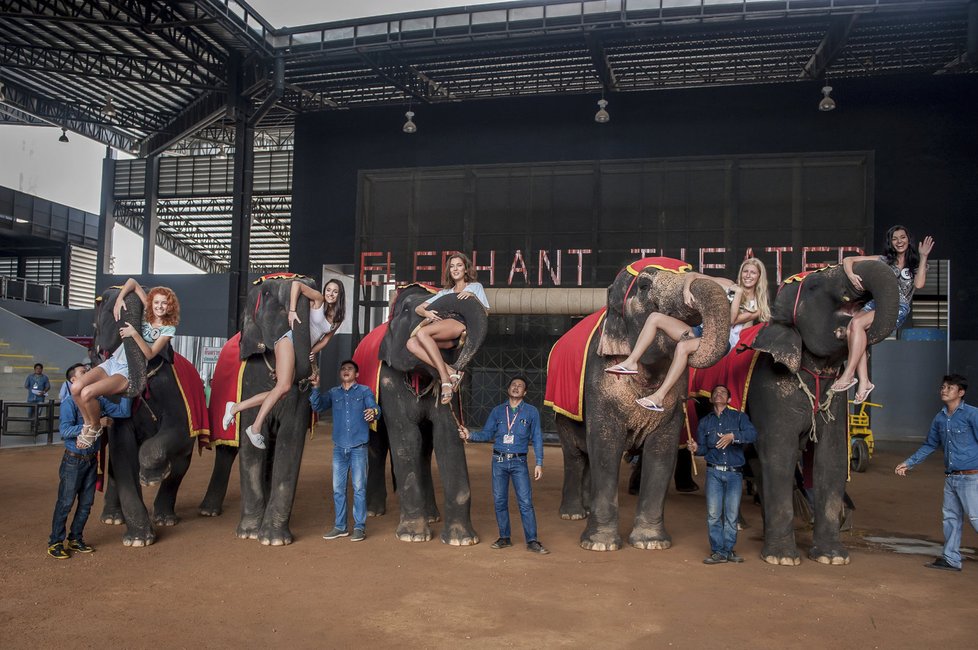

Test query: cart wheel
[851,438,870,473]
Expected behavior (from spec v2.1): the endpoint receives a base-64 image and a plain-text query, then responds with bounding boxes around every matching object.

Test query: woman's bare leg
[640,337,701,407]
[230,391,271,417]
[833,310,874,391]
[251,337,295,434]
[408,320,466,385]
[73,367,127,428]
[617,313,693,371]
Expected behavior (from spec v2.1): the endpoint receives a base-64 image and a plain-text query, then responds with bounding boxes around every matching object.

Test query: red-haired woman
[71,278,180,449]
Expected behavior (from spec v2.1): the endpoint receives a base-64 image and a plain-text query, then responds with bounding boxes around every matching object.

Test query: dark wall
[102,274,230,337]
[293,73,978,339]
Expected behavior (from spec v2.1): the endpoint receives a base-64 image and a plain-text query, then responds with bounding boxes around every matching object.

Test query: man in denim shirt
[310,360,379,543]
[459,376,549,554]
[689,384,757,565]
[48,363,131,559]
[896,374,978,572]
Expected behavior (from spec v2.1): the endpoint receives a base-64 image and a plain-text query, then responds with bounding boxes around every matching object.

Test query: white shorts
[99,347,130,380]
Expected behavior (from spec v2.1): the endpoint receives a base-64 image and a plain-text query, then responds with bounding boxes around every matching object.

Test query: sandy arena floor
[1,430,975,649]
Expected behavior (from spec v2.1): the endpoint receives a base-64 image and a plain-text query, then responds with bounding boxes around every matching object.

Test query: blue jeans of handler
[333,443,367,531]
[942,473,978,568]
[491,455,538,542]
[49,453,98,545]
[706,466,743,556]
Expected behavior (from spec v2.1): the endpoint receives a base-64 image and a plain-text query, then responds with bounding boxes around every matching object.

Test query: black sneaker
[703,552,728,565]
[925,557,961,572]
[322,527,349,540]
[526,540,550,555]
[727,552,745,563]
[67,540,95,554]
[47,543,69,559]
[350,529,366,542]
[490,537,512,549]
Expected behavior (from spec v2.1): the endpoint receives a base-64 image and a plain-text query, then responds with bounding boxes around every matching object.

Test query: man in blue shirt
[48,363,131,559]
[26,362,50,424]
[310,360,380,543]
[689,384,758,565]
[459,376,549,554]
[896,374,978,572]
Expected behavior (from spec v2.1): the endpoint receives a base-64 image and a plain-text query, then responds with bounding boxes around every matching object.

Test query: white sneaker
[222,401,235,430]
[245,426,266,450]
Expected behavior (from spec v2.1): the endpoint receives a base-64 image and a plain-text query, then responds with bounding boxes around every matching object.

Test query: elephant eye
[638,281,651,293]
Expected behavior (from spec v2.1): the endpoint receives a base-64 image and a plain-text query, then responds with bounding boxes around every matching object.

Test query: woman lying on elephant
[830,225,934,404]
[407,253,490,405]
[72,279,180,448]
[223,278,346,449]
[606,259,770,411]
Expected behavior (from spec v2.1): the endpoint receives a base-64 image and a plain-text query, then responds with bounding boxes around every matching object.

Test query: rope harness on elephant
[795,367,842,443]
[401,372,466,430]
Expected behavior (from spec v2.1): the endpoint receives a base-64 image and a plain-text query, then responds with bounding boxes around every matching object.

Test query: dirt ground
[1,430,976,649]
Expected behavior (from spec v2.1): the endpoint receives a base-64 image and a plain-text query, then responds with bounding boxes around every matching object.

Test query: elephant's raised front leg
[153,449,191,526]
[580,419,626,551]
[809,419,851,565]
[199,444,238,517]
[431,414,477,546]
[628,429,678,550]
[556,417,589,520]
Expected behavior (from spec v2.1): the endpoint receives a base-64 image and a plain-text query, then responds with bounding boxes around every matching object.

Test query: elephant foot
[122,529,156,547]
[628,527,672,550]
[139,462,172,487]
[153,512,180,527]
[198,505,223,517]
[236,517,262,540]
[367,506,386,517]
[580,526,622,552]
[761,543,802,566]
[258,528,294,547]
[809,544,851,565]
[440,522,479,546]
[101,511,124,526]
[426,513,441,524]
[559,503,589,520]
[395,518,432,543]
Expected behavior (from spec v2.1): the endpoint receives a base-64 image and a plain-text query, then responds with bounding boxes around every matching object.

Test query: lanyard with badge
[504,404,522,445]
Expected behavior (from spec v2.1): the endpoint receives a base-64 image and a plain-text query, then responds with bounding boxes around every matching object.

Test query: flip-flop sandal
[636,398,664,412]
[222,401,235,430]
[605,364,638,375]
[830,377,857,393]
[853,383,875,405]
[245,426,267,450]
[440,382,454,405]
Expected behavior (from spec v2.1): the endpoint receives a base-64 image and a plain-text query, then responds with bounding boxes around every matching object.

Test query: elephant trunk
[686,278,731,369]
[853,260,901,345]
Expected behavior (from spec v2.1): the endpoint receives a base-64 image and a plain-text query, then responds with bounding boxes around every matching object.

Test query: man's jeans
[333,443,367,531]
[49,453,98,545]
[942,473,978,568]
[706,466,743,556]
[491,455,538,542]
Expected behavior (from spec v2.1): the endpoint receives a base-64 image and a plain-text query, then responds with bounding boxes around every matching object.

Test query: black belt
[947,469,978,475]
[493,451,526,459]
[707,463,742,473]
[64,449,96,461]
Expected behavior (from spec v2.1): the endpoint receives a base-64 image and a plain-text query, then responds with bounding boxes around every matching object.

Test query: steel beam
[138,91,228,158]
[800,15,859,80]
[141,155,159,274]
[357,50,454,103]
[586,33,619,92]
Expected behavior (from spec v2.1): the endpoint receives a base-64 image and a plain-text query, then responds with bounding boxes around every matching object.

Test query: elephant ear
[596,267,635,357]
[753,281,803,373]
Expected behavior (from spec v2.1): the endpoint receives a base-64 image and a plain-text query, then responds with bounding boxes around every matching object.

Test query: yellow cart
[848,400,882,473]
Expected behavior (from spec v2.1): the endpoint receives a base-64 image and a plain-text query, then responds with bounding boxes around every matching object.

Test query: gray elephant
[359,283,489,544]
[198,276,315,545]
[93,288,200,546]
[749,260,899,565]
[550,258,731,551]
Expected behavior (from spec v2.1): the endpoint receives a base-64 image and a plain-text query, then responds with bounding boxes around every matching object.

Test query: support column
[97,147,117,284]
[141,155,159,275]
[227,113,255,337]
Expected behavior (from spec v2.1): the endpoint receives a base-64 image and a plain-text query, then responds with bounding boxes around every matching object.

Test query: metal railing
[0,400,60,446]
[0,276,66,306]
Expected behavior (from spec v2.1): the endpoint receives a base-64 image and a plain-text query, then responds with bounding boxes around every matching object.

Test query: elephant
[197,276,315,545]
[93,287,200,546]
[749,260,899,565]
[551,258,732,551]
[364,284,489,544]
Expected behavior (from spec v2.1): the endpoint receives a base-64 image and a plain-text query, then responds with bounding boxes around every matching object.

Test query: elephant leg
[137,426,178,487]
[387,419,432,543]
[199,444,238,517]
[236,410,267,540]
[366,422,389,517]
[757,435,802,566]
[258,402,310,546]
[430,412,477,546]
[153,447,192,526]
[629,433,677,550]
[109,427,156,547]
[809,423,851,565]
[420,422,440,523]
[557,422,589,520]
[580,420,626,551]
[100,473,124,525]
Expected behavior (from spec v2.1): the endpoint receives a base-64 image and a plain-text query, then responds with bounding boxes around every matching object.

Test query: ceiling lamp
[58,128,69,143]
[103,96,117,118]
[0,81,6,102]
[819,86,836,112]
[595,98,610,123]
[402,110,417,134]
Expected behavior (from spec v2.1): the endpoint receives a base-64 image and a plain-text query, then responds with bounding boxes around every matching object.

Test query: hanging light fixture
[402,110,417,134]
[818,86,836,112]
[103,96,117,118]
[595,97,610,124]
[216,144,228,160]
[58,128,69,143]
[0,81,6,102]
